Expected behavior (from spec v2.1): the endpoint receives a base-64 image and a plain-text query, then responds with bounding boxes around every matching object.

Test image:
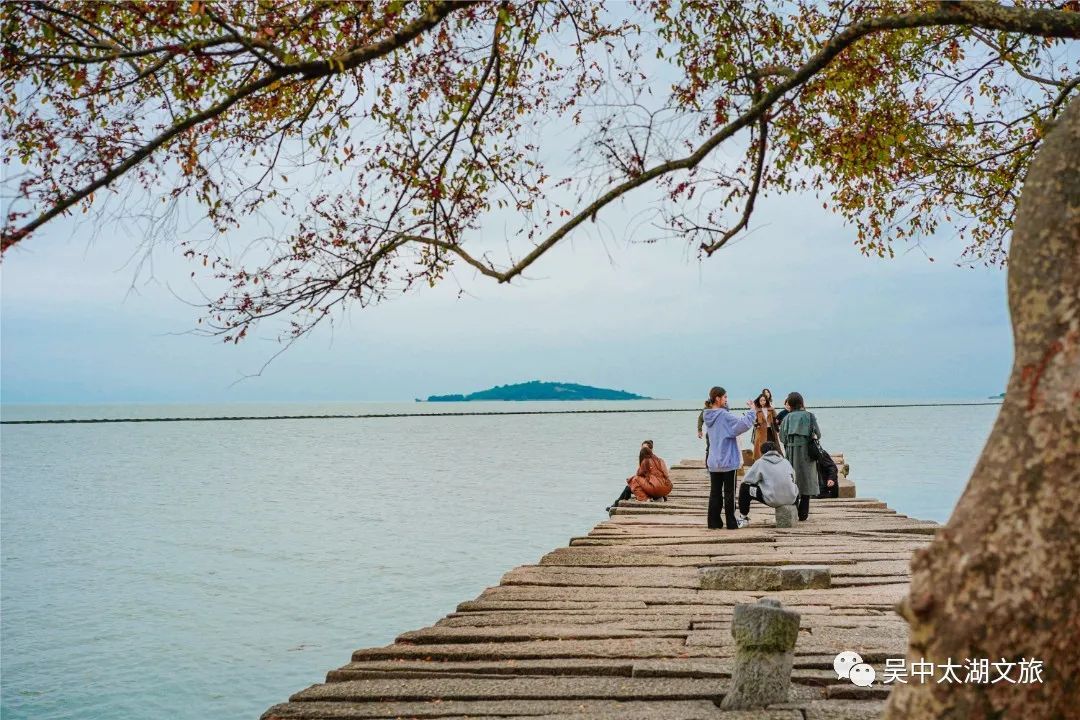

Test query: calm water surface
[1,400,999,720]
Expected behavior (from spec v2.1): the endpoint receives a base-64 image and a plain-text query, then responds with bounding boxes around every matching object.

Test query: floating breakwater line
[3,401,1002,425]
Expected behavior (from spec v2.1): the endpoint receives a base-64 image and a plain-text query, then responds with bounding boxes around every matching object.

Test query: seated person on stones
[816,446,839,499]
[607,441,670,511]
[735,441,798,528]
[627,442,673,503]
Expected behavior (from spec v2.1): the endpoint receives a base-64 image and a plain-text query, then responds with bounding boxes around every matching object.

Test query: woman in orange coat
[628,443,673,501]
[751,393,781,460]
[607,441,672,511]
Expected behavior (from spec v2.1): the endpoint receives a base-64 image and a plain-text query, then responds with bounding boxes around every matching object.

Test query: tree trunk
[884,98,1079,718]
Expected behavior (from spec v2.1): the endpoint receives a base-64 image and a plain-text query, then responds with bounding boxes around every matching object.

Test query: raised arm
[731,410,757,435]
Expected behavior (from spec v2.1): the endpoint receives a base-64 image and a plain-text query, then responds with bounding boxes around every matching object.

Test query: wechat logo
[834,650,876,687]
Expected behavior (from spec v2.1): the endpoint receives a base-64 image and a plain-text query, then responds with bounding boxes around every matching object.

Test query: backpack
[806,412,822,461]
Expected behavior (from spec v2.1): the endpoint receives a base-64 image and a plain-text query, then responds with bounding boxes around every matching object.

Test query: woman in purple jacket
[702,386,757,529]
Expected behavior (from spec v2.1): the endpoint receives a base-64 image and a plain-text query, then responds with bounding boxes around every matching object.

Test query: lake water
[0,400,999,720]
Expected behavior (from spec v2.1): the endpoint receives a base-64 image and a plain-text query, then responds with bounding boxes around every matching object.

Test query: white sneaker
[736,514,750,529]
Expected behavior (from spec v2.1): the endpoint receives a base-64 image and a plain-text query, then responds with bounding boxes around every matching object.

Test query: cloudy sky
[1,176,1012,406]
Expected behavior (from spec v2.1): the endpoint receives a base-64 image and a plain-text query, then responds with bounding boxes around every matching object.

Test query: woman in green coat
[779,391,821,521]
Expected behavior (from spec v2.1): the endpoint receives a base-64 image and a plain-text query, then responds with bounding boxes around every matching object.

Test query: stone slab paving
[263,455,936,719]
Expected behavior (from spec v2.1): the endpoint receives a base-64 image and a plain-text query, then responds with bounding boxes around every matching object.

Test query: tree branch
[442,1,1080,284]
[700,112,769,255]
[204,8,283,71]
[2,0,476,252]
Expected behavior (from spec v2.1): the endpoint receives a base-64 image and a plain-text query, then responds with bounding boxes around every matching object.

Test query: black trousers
[797,494,810,521]
[738,482,768,516]
[611,485,632,507]
[708,470,737,529]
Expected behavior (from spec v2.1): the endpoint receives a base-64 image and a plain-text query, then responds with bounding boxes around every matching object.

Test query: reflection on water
[0,400,997,720]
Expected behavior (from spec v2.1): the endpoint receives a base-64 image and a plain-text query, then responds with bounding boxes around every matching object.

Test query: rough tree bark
[884,98,1079,719]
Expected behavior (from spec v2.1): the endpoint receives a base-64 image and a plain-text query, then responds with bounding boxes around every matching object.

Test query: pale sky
[1,182,1012,405]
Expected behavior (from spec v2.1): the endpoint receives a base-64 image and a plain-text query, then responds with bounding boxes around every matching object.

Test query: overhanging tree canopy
[3,0,1077,341]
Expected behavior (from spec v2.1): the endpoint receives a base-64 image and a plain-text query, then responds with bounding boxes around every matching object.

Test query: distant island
[424,380,650,402]
[989,392,1006,399]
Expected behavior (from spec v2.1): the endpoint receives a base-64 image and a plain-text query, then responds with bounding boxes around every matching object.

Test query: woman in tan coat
[751,393,780,460]
[628,443,673,501]
[607,441,672,511]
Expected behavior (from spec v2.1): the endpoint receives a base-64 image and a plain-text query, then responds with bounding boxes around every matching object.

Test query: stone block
[724,649,795,706]
[839,480,857,498]
[700,566,784,591]
[699,565,831,591]
[774,505,796,527]
[721,598,801,709]
[729,598,801,651]
[779,565,831,590]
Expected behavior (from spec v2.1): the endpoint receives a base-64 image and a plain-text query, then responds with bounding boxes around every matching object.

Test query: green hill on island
[425,381,650,402]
